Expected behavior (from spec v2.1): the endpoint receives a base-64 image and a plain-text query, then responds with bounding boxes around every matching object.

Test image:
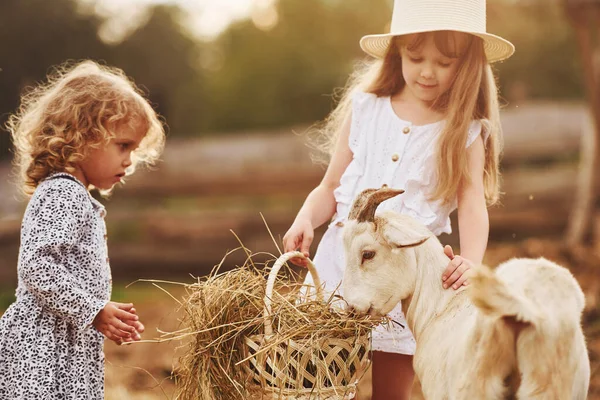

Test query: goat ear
[381,218,430,248]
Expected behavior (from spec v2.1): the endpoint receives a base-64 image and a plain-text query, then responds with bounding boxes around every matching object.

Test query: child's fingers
[121,334,139,343]
[454,268,474,289]
[126,320,145,333]
[282,230,299,253]
[289,256,308,267]
[449,272,467,290]
[106,332,124,344]
[445,262,469,289]
[110,325,132,339]
[444,245,455,260]
[116,309,139,322]
[114,302,135,311]
[107,325,131,339]
[132,321,145,333]
[111,318,137,334]
[282,237,292,253]
[442,257,463,288]
[100,325,128,342]
[453,274,469,290]
[442,258,461,281]
[300,232,313,256]
[103,330,118,342]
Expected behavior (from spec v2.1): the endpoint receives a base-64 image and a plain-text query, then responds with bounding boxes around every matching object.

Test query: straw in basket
[243,251,371,399]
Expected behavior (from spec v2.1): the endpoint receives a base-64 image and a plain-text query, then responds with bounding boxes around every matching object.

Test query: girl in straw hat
[0,60,165,399]
[283,0,514,398]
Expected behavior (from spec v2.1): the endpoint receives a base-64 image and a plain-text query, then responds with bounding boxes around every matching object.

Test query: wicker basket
[243,251,371,399]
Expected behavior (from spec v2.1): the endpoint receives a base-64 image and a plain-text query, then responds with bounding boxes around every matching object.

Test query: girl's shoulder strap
[466,119,491,148]
[351,90,377,107]
[347,91,380,154]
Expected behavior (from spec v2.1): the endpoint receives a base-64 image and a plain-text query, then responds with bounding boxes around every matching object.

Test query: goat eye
[362,251,376,261]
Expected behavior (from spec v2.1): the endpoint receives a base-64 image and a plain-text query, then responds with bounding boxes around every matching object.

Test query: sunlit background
[1,0,599,398]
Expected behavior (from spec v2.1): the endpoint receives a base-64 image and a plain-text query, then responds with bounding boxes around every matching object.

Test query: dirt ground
[103,238,600,400]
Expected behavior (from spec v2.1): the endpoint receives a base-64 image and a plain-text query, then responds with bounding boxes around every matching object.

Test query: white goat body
[341,188,590,399]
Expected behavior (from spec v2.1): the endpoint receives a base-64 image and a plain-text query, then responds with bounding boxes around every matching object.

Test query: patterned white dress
[0,172,111,399]
[305,91,486,355]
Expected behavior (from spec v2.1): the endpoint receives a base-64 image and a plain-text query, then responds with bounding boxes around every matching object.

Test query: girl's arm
[283,115,354,258]
[457,134,488,265]
[442,135,488,289]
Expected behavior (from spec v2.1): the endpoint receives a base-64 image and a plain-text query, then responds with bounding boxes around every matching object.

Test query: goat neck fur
[342,188,590,400]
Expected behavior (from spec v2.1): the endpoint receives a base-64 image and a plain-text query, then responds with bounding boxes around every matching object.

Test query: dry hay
[167,249,383,400]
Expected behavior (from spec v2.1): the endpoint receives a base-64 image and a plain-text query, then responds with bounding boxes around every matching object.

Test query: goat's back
[472,257,590,399]
[496,257,585,324]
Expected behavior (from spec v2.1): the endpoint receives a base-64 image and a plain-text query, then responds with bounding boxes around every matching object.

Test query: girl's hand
[93,302,142,344]
[283,218,314,267]
[442,245,473,290]
[120,306,145,344]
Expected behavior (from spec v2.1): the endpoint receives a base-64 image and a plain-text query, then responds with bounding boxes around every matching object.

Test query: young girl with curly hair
[0,60,165,399]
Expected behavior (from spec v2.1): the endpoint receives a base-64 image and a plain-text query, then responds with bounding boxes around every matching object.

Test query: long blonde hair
[315,31,502,206]
[7,60,166,196]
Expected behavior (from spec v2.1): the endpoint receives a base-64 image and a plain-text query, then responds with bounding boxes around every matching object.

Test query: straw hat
[360,0,515,63]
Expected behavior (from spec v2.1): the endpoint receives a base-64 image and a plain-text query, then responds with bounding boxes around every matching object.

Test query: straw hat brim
[360,29,515,63]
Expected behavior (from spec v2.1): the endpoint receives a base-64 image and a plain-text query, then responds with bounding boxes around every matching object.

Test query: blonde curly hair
[7,60,166,196]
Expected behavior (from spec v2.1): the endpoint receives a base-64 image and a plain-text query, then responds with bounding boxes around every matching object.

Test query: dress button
[391,154,399,162]
[403,126,411,134]
[335,221,345,228]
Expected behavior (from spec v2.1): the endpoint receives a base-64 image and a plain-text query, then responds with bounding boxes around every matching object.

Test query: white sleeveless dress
[305,91,487,354]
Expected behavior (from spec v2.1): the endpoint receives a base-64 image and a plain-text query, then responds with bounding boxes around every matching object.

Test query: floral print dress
[0,173,112,399]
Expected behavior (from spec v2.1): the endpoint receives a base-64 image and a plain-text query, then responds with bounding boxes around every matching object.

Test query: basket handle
[263,251,323,337]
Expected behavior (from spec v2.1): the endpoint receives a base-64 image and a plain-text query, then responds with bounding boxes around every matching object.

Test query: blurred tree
[202,0,393,131]
[109,5,207,136]
[488,0,584,101]
[0,1,206,160]
[203,0,584,132]
[563,0,600,248]
[0,0,109,160]
[0,0,590,162]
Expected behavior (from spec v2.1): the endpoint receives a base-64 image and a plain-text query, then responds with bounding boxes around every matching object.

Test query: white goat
[342,187,590,400]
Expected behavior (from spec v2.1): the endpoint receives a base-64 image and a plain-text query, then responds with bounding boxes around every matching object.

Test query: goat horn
[348,186,405,223]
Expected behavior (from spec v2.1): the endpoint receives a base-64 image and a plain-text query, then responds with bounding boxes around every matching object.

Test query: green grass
[110,281,184,304]
[107,220,144,243]
[0,283,182,316]
[0,288,15,314]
